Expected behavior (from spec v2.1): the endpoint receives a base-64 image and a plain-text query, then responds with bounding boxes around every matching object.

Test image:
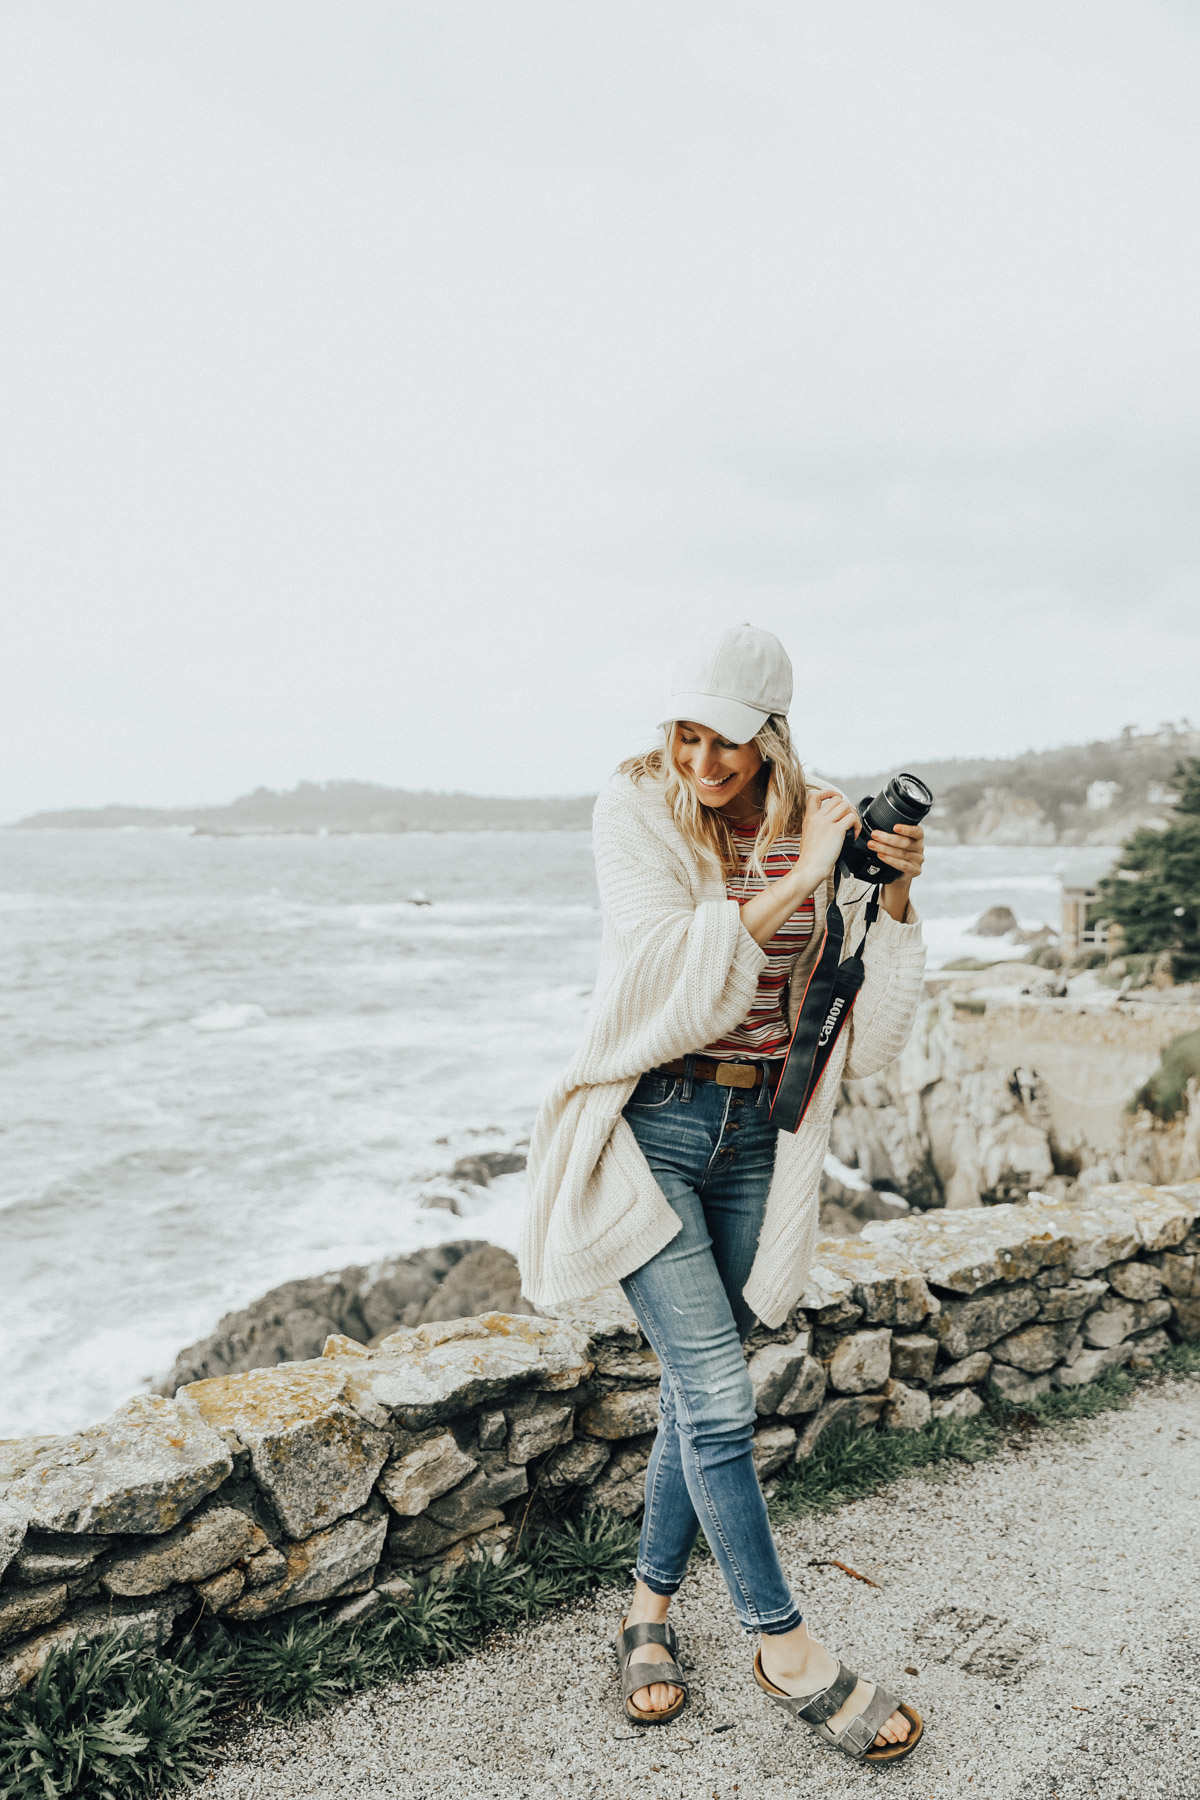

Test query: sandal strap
[788,1661,859,1725]
[621,1657,687,1702]
[832,1682,903,1758]
[617,1619,678,1661]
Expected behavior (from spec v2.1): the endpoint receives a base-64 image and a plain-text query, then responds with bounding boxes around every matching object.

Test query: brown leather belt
[657,1055,782,1091]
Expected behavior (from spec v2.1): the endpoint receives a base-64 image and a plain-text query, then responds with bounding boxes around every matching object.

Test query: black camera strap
[769,865,881,1134]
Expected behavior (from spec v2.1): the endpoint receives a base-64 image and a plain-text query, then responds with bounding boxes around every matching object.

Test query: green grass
[3,1343,1197,1798]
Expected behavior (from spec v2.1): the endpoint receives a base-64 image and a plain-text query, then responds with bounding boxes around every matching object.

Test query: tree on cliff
[1093,758,1200,982]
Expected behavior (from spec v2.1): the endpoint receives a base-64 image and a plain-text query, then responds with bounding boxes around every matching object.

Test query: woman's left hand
[868,821,924,882]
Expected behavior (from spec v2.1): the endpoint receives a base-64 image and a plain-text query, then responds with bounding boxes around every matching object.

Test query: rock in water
[416,1245,534,1325]
[972,905,1020,937]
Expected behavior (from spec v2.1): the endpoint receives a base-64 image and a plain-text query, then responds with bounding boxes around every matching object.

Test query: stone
[1052,1343,1134,1388]
[7,1532,113,1586]
[931,1352,992,1388]
[890,1334,938,1385]
[322,1334,369,1359]
[1037,1278,1110,1321]
[243,1543,287,1588]
[540,1437,611,1489]
[930,1389,984,1423]
[934,1285,1040,1360]
[1107,1261,1165,1303]
[592,1344,662,1381]
[376,1432,478,1517]
[223,1502,388,1620]
[1158,1252,1199,1297]
[1091,1182,1198,1252]
[194,1567,245,1612]
[102,1504,262,1596]
[425,1463,527,1533]
[827,1329,892,1395]
[4,1395,234,1537]
[329,1573,414,1628]
[1082,1297,1172,1350]
[863,1204,1071,1295]
[794,1395,885,1458]
[991,1318,1080,1374]
[0,1503,26,1583]
[804,1241,935,1327]
[578,1388,660,1439]
[386,1506,502,1561]
[795,1262,862,1326]
[748,1337,813,1415]
[987,1364,1052,1405]
[751,1426,797,1477]
[587,1437,654,1516]
[359,1313,594,1427]
[539,1285,642,1348]
[476,1410,508,1450]
[1130,1328,1172,1358]
[776,1356,828,1416]
[0,1583,67,1648]
[883,1381,931,1430]
[417,1245,535,1324]
[0,1594,190,1699]
[184,1360,391,1539]
[431,1522,514,1575]
[503,1396,575,1463]
[1171,1297,1200,1341]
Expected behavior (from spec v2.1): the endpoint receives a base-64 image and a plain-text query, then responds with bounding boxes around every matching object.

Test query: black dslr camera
[839,773,933,885]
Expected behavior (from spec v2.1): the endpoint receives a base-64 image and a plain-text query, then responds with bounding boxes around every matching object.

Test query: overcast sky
[1,2,1198,818]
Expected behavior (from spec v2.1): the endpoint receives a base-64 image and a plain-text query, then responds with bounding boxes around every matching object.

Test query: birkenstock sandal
[615,1616,689,1725]
[753,1645,923,1764]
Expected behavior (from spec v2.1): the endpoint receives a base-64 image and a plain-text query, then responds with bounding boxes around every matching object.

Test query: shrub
[0,1628,233,1800]
[1093,758,1200,983]
[1131,1027,1200,1121]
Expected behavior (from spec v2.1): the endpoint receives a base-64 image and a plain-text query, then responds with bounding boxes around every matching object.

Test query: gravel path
[207,1376,1200,1800]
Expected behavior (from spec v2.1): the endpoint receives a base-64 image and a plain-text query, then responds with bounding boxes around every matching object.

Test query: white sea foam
[190,1002,269,1032]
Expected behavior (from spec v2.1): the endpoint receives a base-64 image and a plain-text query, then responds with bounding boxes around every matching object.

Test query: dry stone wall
[3,1181,1198,1700]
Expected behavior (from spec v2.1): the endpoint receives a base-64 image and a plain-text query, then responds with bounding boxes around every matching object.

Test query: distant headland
[10,721,1198,845]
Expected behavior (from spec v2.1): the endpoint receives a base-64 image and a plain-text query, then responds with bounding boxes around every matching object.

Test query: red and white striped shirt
[700,822,813,1060]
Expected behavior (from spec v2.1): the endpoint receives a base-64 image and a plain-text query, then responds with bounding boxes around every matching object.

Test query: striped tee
[700,822,814,1060]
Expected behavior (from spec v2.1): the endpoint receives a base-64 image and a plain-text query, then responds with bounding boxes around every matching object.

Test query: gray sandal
[753,1645,923,1764]
[615,1616,689,1725]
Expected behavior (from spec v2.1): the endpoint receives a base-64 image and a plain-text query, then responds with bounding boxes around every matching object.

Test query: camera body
[839,772,933,885]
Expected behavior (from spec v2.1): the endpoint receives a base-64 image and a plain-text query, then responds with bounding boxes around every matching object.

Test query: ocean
[0,828,1115,1439]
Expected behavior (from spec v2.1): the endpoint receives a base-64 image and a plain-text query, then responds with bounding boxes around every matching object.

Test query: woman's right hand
[794,787,861,891]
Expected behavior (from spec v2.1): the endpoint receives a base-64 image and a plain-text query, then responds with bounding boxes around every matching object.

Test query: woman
[518,623,927,1766]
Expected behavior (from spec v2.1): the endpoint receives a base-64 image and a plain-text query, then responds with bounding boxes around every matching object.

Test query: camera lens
[895,774,932,807]
[839,771,933,885]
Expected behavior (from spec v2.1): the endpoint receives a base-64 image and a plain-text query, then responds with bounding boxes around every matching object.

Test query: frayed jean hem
[635,1562,686,1597]
[755,1605,805,1636]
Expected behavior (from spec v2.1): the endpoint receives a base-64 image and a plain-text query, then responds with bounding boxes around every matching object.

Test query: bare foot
[759,1622,910,1748]
[621,1580,682,1715]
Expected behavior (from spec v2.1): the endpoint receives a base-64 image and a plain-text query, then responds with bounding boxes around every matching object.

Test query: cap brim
[660,692,773,745]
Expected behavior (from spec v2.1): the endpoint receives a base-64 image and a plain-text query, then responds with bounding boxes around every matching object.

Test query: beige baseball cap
[660,622,792,744]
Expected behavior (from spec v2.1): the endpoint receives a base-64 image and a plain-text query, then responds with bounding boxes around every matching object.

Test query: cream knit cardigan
[517,771,927,1329]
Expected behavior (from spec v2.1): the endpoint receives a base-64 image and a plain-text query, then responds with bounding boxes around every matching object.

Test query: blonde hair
[617,715,808,882]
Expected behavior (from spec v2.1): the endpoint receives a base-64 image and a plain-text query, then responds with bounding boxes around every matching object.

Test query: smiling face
[672,720,765,817]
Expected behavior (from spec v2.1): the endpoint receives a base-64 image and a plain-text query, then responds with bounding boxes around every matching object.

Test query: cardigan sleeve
[573,779,769,1084]
[839,890,926,1081]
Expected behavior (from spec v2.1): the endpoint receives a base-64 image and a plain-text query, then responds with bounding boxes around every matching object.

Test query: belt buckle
[716,1061,756,1089]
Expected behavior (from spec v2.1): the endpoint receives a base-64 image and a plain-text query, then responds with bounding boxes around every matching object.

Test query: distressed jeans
[619,1060,803,1636]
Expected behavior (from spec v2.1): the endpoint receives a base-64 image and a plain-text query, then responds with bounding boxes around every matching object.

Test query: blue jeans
[618,1061,803,1637]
